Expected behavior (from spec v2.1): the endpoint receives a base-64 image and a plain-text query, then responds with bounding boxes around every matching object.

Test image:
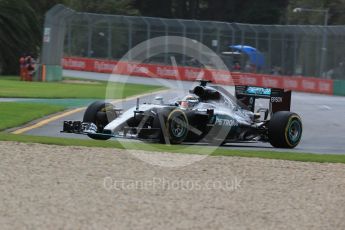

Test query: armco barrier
[62,57,334,95]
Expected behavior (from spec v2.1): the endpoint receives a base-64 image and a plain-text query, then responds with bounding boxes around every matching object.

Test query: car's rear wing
[235,85,291,114]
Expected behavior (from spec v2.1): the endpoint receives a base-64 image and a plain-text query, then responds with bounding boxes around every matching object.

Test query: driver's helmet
[180,94,199,109]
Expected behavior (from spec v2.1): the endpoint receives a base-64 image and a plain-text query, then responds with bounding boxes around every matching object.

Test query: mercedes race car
[62,81,302,148]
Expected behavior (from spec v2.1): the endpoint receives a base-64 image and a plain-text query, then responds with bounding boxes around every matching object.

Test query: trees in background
[286,0,327,25]
[0,0,41,74]
[327,0,345,25]
[2,0,345,75]
[133,0,289,24]
[62,0,138,15]
[286,0,345,25]
[0,0,137,74]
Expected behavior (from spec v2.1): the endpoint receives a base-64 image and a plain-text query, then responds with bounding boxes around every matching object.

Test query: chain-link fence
[59,6,345,79]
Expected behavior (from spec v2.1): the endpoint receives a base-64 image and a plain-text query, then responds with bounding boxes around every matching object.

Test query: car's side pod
[235,85,291,114]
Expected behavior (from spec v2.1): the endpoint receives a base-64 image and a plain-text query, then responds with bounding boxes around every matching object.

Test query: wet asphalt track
[16,70,345,155]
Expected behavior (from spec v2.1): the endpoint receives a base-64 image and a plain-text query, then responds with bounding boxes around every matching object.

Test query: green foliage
[2,0,345,75]
[62,0,138,15]
[26,0,63,25]
[134,0,289,24]
[286,0,345,25]
[0,0,41,74]
[325,0,345,25]
[0,0,138,75]
[286,0,327,25]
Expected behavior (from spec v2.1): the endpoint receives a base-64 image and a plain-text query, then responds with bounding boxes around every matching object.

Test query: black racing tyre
[83,101,117,140]
[268,111,302,148]
[166,109,189,144]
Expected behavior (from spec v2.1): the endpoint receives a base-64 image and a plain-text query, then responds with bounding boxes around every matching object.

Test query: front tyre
[268,111,302,148]
[83,101,117,140]
[166,110,189,144]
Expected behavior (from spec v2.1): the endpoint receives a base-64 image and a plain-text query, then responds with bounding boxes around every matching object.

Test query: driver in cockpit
[179,94,200,110]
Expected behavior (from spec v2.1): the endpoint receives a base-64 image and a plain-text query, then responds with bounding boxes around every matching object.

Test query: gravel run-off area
[1,141,345,230]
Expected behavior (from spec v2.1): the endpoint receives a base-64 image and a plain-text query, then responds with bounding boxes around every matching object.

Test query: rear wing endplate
[235,85,291,114]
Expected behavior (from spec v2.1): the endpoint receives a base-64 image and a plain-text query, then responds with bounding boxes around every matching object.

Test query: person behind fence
[232,62,242,71]
[244,61,255,73]
[332,62,345,80]
[270,66,283,75]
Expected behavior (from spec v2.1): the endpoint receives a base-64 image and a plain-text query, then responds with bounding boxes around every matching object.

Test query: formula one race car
[62,81,302,148]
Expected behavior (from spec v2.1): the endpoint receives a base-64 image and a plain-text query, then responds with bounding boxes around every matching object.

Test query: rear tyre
[166,110,189,144]
[268,111,302,148]
[83,101,117,140]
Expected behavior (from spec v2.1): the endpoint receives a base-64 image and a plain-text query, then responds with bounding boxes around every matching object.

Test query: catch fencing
[38,5,345,95]
[58,6,345,79]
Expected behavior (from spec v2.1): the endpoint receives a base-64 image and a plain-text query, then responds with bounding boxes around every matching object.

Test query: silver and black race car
[62,80,302,148]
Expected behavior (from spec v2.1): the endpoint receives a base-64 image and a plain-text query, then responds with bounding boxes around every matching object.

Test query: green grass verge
[0,76,20,81]
[1,133,345,164]
[0,76,163,99]
[0,102,65,131]
[1,76,343,164]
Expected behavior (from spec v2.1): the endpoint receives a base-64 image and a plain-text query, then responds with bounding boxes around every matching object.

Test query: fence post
[177,19,187,66]
[213,22,221,54]
[87,16,93,58]
[281,28,286,74]
[124,17,132,60]
[160,18,169,64]
[194,20,203,62]
[142,17,151,60]
[268,31,272,71]
[67,22,72,55]
[293,30,298,75]
[107,19,112,59]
